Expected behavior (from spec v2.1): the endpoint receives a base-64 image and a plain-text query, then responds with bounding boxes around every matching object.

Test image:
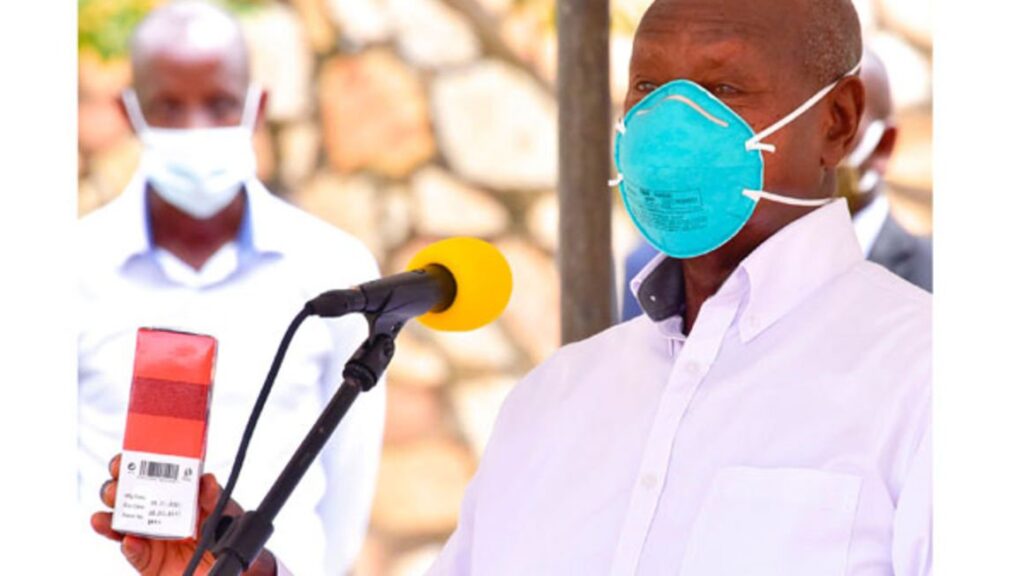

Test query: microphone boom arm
[207,327,397,575]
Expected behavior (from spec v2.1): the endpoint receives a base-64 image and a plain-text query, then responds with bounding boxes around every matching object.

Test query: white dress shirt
[77,175,385,576]
[428,201,931,576]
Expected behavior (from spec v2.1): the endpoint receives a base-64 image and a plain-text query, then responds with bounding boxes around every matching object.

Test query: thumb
[198,474,222,516]
[121,535,152,573]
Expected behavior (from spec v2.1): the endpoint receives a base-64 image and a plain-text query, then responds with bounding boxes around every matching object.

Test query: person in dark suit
[621,48,931,322]
[838,49,933,292]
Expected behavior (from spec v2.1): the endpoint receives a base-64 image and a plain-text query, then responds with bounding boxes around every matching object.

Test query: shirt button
[641,473,659,490]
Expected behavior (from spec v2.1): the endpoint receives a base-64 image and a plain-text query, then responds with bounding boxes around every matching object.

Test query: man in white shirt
[94,0,930,574]
[79,2,384,574]
[428,0,930,574]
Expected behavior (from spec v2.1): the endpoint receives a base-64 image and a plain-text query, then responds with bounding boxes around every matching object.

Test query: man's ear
[866,124,898,177]
[822,76,866,168]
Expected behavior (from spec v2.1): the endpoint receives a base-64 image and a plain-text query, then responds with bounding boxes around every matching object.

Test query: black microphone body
[306,264,457,321]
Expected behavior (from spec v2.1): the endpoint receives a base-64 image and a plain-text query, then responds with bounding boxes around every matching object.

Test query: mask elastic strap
[745,62,863,154]
[609,173,624,187]
[122,89,151,134]
[743,189,832,207]
[240,83,262,130]
[858,169,881,193]
[845,119,887,167]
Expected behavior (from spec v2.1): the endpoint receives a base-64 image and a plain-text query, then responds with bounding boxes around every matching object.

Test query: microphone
[306,237,513,332]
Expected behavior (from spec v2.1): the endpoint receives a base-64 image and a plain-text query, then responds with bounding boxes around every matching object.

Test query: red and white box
[112,328,218,539]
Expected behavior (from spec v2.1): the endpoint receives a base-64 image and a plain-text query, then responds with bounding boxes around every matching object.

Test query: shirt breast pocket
[678,466,862,576]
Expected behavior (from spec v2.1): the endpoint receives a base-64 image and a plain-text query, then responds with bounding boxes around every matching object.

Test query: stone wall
[78,1,932,574]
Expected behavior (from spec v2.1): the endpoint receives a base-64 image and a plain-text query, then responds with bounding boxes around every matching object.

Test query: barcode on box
[139,460,180,481]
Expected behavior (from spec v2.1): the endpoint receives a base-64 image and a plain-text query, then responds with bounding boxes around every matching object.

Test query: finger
[121,535,152,573]
[99,479,117,508]
[197,473,245,517]
[197,474,223,515]
[90,512,124,542]
[108,454,122,480]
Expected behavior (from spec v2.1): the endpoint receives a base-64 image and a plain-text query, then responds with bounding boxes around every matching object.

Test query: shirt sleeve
[426,473,480,576]
[425,354,562,575]
[892,422,932,576]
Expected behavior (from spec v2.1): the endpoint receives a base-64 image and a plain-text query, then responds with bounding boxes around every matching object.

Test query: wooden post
[557,0,613,344]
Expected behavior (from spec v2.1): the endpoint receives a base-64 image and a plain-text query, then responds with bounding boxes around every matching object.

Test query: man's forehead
[636,0,781,45]
[632,0,800,74]
[134,31,246,71]
[133,46,248,94]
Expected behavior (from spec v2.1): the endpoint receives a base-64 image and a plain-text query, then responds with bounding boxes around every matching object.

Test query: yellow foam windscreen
[406,237,513,332]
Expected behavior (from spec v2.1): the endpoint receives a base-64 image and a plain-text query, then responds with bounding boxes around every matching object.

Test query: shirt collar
[629,251,687,343]
[111,171,288,267]
[630,200,863,343]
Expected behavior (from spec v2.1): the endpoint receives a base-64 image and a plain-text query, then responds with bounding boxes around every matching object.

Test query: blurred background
[78,0,932,573]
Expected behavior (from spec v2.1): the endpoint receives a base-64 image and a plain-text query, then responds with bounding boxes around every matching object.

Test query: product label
[112,450,201,539]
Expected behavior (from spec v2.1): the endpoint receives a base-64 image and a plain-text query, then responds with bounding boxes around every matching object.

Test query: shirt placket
[609,295,741,576]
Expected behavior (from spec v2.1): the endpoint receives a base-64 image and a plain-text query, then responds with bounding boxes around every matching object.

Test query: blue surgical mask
[612,64,860,259]
[123,85,261,220]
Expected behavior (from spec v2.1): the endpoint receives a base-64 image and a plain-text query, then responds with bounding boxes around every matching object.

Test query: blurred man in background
[621,47,931,322]
[837,48,932,292]
[77,2,384,574]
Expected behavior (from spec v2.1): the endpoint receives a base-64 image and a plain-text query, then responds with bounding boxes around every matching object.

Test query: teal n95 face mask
[612,64,860,259]
[123,85,260,219]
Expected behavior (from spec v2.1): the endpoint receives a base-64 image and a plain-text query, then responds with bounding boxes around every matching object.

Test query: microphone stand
[207,314,402,576]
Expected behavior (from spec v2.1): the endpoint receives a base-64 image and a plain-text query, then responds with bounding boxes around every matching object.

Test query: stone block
[388,329,451,389]
[431,324,518,373]
[86,138,142,210]
[431,60,556,191]
[291,171,384,258]
[390,0,480,68]
[526,192,558,252]
[242,3,314,122]
[412,167,509,237]
[291,0,338,53]
[278,121,321,189]
[320,50,435,178]
[327,0,393,45]
[384,384,445,445]
[495,237,560,363]
[370,439,476,536]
